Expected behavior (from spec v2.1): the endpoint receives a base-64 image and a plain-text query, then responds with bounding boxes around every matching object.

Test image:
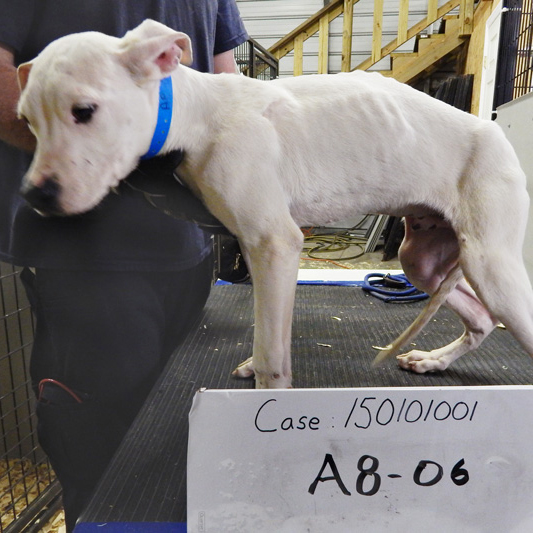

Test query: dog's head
[17,19,192,215]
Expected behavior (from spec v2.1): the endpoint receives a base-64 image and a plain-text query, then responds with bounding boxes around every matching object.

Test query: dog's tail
[372,264,463,367]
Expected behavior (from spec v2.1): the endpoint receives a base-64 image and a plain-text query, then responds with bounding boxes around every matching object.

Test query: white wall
[236,0,449,76]
[496,92,533,281]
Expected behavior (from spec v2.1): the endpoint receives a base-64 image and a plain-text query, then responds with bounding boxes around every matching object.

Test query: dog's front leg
[234,224,303,389]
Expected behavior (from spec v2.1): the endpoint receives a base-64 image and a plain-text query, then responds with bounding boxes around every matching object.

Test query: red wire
[38,378,83,404]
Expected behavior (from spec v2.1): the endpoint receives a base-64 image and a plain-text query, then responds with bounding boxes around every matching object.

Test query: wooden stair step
[442,14,460,21]
[416,34,445,52]
[390,52,418,59]
[391,21,467,83]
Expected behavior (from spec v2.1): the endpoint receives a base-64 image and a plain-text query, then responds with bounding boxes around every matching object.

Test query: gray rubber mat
[78,284,532,527]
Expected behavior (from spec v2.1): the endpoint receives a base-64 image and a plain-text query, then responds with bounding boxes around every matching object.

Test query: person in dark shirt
[0,2,248,529]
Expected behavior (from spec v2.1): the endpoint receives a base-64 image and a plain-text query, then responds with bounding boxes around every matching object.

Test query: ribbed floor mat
[80,284,532,525]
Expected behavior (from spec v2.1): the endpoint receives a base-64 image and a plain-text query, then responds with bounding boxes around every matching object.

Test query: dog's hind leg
[396,278,500,372]
[373,263,463,366]
[375,215,499,372]
[456,133,533,359]
[459,240,533,358]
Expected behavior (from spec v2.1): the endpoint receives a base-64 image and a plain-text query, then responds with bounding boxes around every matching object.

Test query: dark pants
[21,255,212,531]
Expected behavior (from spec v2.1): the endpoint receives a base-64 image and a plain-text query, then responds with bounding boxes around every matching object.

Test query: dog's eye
[72,104,98,124]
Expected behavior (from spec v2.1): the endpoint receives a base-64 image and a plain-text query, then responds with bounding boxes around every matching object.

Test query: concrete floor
[299,247,401,271]
[299,222,402,271]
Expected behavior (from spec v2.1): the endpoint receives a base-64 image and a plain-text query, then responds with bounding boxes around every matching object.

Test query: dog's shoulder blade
[261,96,293,122]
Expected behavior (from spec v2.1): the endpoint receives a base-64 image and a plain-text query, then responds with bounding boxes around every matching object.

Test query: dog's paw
[232,357,255,378]
[397,350,449,373]
[231,357,292,389]
[232,357,292,388]
[255,374,293,389]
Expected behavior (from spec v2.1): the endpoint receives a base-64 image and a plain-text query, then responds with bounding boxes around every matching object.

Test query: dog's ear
[119,20,193,81]
[17,62,33,91]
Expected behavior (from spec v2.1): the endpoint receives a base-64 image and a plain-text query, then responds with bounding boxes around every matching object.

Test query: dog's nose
[21,177,62,215]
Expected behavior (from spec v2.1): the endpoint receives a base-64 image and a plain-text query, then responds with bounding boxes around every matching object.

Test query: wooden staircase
[268,0,476,85]
[379,15,469,82]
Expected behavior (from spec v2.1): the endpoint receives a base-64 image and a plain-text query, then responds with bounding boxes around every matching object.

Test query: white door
[478,1,503,119]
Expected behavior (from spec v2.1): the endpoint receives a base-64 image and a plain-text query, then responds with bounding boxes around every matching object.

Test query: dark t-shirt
[0,0,248,270]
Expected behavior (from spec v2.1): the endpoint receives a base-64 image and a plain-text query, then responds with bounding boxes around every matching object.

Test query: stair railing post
[398,0,410,43]
[294,33,304,75]
[342,0,355,71]
[428,0,438,25]
[318,15,330,73]
[372,0,384,64]
[460,0,474,35]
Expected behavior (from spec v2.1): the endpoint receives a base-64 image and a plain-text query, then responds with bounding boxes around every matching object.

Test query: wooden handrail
[356,0,463,71]
[267,0,474,77]
[269,0,345,60]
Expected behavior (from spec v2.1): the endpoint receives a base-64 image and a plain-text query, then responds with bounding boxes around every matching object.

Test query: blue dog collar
[141,76,173,160]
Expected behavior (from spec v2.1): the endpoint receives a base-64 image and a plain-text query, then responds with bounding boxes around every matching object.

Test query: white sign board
[187,387,533,532]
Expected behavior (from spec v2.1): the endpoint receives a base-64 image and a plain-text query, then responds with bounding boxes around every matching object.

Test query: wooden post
[427,0,438,24]
[460,0,474,35]
[294,33,304,76]
[398,0,409,44]
[372,0,384,64]
[341,0,355,72]
[318,15,330,74]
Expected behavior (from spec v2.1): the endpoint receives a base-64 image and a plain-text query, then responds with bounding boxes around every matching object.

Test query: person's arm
[213,49,239,74]
[0,44,36,152]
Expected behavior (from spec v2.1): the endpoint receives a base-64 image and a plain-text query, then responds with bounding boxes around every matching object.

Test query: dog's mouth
[21,151,138,216]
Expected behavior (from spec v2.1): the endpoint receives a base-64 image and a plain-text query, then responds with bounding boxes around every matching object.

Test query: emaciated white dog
[17,20,533,388]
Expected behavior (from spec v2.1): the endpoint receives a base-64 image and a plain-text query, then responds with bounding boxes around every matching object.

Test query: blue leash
[361,273,428,303]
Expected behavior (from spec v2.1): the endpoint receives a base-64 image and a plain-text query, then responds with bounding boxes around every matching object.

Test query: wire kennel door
[0,262,61,532]
[234,37,279,80]
[494,0,533,108]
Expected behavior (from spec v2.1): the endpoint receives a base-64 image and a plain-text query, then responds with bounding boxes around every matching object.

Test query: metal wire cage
[234,37,279,80]
[0,263,60,532]
[494,0,533,108]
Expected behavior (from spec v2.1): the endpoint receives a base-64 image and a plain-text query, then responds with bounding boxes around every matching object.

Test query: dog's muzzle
[21,177,62,216]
